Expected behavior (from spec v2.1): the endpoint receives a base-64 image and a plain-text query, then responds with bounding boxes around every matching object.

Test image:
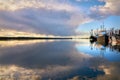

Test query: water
[0,39,120,80]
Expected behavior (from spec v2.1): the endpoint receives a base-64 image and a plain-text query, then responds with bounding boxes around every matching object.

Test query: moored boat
[90,25,120,44]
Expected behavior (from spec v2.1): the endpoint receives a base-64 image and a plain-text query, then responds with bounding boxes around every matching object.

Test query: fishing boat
[90,29,97,42]
[90,24,109,44]
[97,29,109,45]
[109,28,120,44]
[90,24,120,44]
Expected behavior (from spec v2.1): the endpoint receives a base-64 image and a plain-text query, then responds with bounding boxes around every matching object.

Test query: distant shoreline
[0,37,73,40]
[0,37,89,40]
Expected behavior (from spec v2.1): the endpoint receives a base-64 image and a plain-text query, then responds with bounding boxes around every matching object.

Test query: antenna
[103,22,105,30]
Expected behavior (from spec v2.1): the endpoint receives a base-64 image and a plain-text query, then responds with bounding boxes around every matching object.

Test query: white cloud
[0,0,77,12]
[0,0,92,36]
[2,0,119,36]
[90,0,120,19]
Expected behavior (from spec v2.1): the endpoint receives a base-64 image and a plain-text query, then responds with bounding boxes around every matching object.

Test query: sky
[0,0,120,37]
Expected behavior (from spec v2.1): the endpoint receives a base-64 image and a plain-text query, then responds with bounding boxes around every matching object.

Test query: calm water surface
[0,39,120,80]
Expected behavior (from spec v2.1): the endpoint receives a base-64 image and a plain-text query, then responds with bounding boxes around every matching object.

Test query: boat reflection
[109,43,120,53]
[90,41,120,53]
[76,40,120,61]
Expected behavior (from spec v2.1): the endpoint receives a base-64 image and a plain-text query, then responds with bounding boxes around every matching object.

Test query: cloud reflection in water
[0,40,120,80]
